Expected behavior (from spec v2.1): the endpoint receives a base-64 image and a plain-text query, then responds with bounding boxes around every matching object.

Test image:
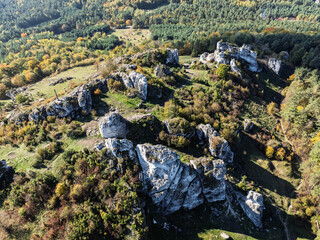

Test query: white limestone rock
[268,58,282,75]
[196,124,219,143]
[209,136,234,163]
[236,191,264,228]
[99,112,127,139]
[166,48,179,65]
[105,138,138,162]
[0,160,14,190]
[129,71,148,100]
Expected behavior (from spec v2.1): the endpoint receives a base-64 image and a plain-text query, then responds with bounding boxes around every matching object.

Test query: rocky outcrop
[154,65,173,78]
[209,136,234,163]
[190,158,226,202]
[230,59,242,77]
[6,87,28,101]
[27,78,108,122]
[236,190,264,228]
[166,48,179,65]
[129,71,148,100]
[196,124,219,143]
[199,52,215,64]
[7,111,29,124]
[200,41,261,73]
[49,77,73,86]
[99,112,127,139]
[196,124,233,163]
[243,119,254,132]
[136,144,226,215]
[268,58,282,75]
[112,71,148,100]
[280,51,289,62]
[0,160,14,190]
[105,138,138,163]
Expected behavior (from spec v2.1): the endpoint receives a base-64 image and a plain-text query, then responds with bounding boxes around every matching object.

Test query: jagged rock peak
[136,144,226,215]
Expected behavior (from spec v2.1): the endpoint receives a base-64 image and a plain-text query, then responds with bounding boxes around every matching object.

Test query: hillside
[0,1,319,240]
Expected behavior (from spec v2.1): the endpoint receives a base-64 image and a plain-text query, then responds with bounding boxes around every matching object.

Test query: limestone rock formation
[99,112,127,139]
[200,41,261,73]
[27,78,109,122]
[230,59,242,77]
[0,160,14,190]
[166,48,179,65]
[112,71,148,100]
[6,87,28,101]
[196,124,219,143]
[105,138,138,163]
[268,58,282,75]
[243,119,254,132]
[199,52,215,64]
[136,144,227,215]
[236,191,264,228]
[154,65,173,78]
[209,136,234,163]
[196,124,233,163]
[190,158,226,202]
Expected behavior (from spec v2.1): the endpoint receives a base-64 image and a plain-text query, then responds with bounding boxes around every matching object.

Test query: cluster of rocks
[6,87,28,101]
[268,58,282,75]
[200,41,261,73]
[29,78,108,122]
[0,160,14,190]
[49,77,73,86]
[196,124,234,163]
[111,71,148,100]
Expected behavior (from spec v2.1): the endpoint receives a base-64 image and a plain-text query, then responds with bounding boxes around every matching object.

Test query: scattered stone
[220,232,230,239]
[268,58,282,75]
[99,112,127,139]
[49,77,73,86]
[236,190,264,228]
[243,119,254,132]
[95,141,106,151]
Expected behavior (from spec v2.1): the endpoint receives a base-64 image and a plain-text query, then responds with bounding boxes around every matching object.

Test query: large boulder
[136,144,203,214]
[243,119,254,132]
[236,191,264,228]
[99,112,127,139]
[129,71,148,100]
[200,52,215,64]
[238,44,260,72]
[268,58,282,75]
[209,136,234,163]
[0,160,14,190]
[105,138,138,163]
[166,48,179,65]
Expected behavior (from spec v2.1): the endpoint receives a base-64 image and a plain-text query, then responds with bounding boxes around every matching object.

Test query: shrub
[275,147,286,160]
[55,182,67,197]
[266,146,275,158]
[15,93,28,104]
[216,64,230,79]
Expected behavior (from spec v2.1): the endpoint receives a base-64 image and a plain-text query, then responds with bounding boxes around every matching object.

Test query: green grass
[180,55,199,64]
[112,29,151,46]
[198,229,258,240]
[28,65,96,101]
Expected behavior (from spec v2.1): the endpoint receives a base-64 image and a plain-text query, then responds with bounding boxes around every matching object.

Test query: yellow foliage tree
[266,146,275,159]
